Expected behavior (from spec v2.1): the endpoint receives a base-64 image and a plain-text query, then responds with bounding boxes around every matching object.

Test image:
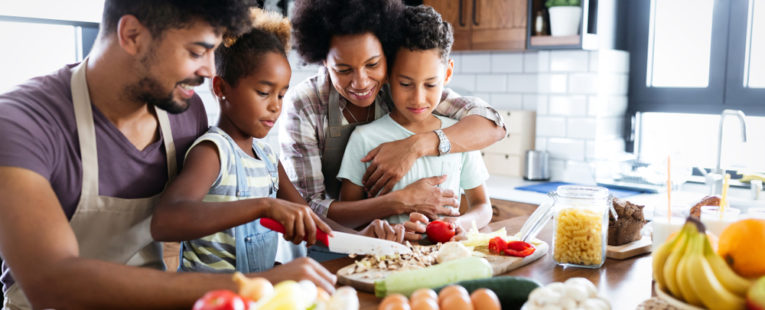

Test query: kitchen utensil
[524,150,550,181]
[260,218,412,256]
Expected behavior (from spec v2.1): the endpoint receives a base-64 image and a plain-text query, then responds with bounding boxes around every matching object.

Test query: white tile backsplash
[490,94,524,110]
[548,95,588,116]
[549,51,590,72]
[491,53,524,73]
[476,74,508,92]
[538,74,568,93]
[522,94,546,111]
[568,73,598,94]
[524,51,550,73]
[547,138,586,161]
[461,53,492,73]
[567,118,598,139]
[536,116,567,137]
[588,95,628,117]
[449,74,477,93]
[506,74,537,93]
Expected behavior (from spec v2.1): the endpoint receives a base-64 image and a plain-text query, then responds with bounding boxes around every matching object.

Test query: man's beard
[126,75,203,114]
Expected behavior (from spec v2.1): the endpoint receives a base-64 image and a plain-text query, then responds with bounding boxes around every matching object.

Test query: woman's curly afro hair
[291,0,404,64]
[399,5,454,63]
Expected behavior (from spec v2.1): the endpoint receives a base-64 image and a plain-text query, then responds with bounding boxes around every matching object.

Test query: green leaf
[545,0,581,7]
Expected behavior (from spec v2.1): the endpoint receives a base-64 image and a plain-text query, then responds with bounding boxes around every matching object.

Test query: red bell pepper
[192,290,248,310]
[488,236,508,254]
[504,240,535,257]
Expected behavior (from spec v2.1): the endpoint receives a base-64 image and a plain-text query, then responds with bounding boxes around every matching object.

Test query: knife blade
[259,218,412,256]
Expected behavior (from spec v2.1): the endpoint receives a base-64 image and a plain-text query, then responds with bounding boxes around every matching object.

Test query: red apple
[747,276,765,310]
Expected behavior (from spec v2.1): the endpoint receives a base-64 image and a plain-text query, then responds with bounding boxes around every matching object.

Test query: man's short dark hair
[399,5,454,63]
[102,0,255,38]
[291,0,404,64]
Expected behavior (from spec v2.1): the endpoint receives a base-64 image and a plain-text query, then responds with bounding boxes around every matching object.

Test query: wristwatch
[434,129,451,156]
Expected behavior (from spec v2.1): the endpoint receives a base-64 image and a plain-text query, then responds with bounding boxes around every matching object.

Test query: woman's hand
[262,199,332,246]
[394,176,460,220]
[359,219,406,243]
[361,136,421,196]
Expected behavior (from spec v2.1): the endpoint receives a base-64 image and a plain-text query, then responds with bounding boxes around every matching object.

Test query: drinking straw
[720,173,730,219]
[667,155,671,222]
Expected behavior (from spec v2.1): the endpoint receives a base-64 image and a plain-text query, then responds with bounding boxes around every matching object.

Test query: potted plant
[546,0,581,36]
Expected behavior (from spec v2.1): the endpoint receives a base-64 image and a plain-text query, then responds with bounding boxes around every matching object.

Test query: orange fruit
[718,218,765,278]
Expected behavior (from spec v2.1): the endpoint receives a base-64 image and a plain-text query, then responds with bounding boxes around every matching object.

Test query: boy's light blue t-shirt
[336,114,489,224]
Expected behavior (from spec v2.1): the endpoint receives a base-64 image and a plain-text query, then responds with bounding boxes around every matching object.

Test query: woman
[281,0,506,237]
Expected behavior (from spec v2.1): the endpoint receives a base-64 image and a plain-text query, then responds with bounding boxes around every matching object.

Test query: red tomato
[487,236,507,254]
[426,220,455,243]
[504,241,535,257]
[192,290,247,310]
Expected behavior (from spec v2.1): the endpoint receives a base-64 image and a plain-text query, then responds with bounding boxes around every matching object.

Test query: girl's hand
[264,199,331,246]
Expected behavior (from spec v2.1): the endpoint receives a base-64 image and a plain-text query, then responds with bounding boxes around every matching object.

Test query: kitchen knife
[259,218,413,256]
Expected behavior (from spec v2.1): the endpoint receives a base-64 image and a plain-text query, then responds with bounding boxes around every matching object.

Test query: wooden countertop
[321,216,653,310]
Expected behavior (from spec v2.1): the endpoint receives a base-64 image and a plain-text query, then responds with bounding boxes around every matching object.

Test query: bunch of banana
[652,217,753,309]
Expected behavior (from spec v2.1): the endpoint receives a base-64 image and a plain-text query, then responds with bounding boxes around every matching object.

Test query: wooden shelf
[529,35,581,46]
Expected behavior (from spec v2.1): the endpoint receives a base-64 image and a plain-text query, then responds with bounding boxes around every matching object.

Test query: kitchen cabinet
[423,0,527,51]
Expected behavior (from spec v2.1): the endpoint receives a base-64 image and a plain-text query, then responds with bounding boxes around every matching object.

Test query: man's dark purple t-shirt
[0,63,208,293]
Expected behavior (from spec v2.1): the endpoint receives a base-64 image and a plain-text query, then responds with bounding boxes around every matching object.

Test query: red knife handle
[259,218,329,246]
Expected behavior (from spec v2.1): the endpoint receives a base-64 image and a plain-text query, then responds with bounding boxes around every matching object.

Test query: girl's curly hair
[215,8,291,87]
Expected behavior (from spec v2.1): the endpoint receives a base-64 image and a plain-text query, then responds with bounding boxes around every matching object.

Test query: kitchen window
[0,1,101,93]
[626,0,765,172]
[628,0,765,115]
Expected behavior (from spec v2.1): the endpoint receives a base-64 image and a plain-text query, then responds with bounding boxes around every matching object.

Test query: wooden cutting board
[336,241,549,293]
[606,236,652,260]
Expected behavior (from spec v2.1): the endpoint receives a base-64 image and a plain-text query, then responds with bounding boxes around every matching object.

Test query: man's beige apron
[3,60,177,310]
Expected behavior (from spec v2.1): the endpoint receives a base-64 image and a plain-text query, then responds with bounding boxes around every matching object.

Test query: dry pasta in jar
[553,207,605,266]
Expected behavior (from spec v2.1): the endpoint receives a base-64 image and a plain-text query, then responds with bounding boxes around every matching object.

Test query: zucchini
[435,276,541,310]
[374,256,493,297]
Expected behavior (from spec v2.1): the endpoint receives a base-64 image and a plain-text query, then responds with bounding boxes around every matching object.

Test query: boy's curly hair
[102,0,255,38]
[215,8,292,87]
[399,5,454,63]
[291,0,404,64]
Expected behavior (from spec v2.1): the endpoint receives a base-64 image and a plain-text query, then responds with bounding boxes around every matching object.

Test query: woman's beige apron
[320,87,384,199]
[3,60,177,310]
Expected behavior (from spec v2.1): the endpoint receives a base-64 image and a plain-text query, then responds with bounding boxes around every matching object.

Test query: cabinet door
[423,0,472,50]
[470,0,527,50]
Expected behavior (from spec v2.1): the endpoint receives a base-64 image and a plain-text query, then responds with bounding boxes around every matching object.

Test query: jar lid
[556,185,609,200]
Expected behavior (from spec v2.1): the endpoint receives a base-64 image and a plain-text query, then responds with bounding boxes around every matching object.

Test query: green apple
[748,276,765,310]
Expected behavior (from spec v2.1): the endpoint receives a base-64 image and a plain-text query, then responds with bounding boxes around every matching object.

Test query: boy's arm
[151,142,329,245]
[452,185,493,233]
[362,90,506,196]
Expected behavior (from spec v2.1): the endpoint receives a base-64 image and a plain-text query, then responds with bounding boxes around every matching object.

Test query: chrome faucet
[715,109,748,174]
[706,109,748,195]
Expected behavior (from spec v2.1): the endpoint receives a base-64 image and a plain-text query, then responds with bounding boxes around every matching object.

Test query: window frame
[0,15,99,62]
[626,0,765,116]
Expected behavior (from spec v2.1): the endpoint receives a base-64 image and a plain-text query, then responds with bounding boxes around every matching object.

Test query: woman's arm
[362,90,506,196]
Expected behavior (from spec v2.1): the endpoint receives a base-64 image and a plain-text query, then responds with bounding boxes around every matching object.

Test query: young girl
[150,9,334,275]
[336,5,493,240]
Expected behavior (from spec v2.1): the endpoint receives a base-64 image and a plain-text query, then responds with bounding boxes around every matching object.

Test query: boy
[336,5,492,240]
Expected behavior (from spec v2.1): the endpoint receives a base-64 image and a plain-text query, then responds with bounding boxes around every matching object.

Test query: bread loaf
[607,198,647,246]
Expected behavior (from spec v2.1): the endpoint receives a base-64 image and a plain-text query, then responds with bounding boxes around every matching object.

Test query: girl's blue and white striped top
[179,127,279,273]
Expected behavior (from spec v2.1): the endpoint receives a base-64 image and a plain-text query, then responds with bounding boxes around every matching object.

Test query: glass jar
[551,185,610,268]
